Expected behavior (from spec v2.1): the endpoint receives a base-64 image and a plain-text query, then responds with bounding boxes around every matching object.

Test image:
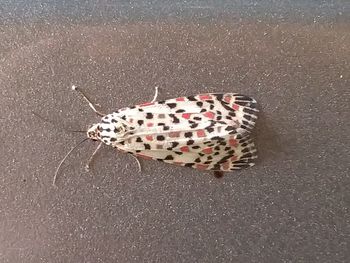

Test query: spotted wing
[113,93,258,171]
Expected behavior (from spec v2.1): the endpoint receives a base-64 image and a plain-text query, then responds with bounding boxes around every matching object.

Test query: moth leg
[130,155,142,172]
[213,171,224,178]
[150,86,159,103]
[72,85,105,117]
[86,142,103,172]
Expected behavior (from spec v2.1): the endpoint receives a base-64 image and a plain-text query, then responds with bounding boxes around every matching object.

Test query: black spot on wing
[190,123,198,129]
[235,101,250,107]
[244,114,252,121]
[164,155,174,160]
[242,147,250,153]
[243,108,257,115]
[172,116,180,123]
[144,144,151,150]
[187,139,195,145]
[167,103,177,109]
[184,132,192,138]
[157,135,165,141]
[214,94,224,101]
[206,127,214,133]
[241,153,253,158]
[235,95,254,101]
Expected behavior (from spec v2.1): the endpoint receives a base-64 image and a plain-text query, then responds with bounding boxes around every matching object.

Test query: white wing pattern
[105,93,258,172]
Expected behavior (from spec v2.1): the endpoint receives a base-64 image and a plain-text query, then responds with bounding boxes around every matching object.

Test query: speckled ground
[0,1,349,262]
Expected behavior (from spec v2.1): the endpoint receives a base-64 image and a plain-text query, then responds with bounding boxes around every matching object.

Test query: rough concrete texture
[0,1,349,262]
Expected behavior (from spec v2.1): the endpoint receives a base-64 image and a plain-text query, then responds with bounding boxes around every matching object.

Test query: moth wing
[115,92,258,171]
[121,134,257,171]
[118,93,258,134]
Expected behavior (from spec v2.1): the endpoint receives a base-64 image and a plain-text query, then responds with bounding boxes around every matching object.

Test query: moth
[54,86,258,186]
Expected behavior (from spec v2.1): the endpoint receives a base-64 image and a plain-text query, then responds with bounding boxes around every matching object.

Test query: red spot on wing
[199,94,212,100]
[136,154,152,160]
[139,102,155,107]
[224,96,231,103]
[203,111,215,119]
[221,161,230,170]
[180,146,189,152]
[176,97,185,102]
[229,138,238,147]
[202,148,213,154]
[146,135,153,141]
[182,113,191,119]
[196,164,209,170]
[232,104,240,111]
[196,130,206,137]
[169,132,181,138]
[230,156,237,161]
[147,123,154,127]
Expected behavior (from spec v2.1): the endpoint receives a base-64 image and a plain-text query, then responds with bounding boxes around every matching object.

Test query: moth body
[87,93,258,172]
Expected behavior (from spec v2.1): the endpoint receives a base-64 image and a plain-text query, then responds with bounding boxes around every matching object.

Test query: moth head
[87,116,131,145]
[87,123,100,141]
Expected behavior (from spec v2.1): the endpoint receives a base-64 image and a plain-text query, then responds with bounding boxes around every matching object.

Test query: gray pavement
[0,1,349,262]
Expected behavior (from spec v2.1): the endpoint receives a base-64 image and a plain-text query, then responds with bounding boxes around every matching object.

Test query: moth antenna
[151,86,159,103]
[32,111,86,133]
[71,85,105,117]
[53,138,89,187]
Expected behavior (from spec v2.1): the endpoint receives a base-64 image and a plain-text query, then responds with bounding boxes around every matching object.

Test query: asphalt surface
[1,1,349,262]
